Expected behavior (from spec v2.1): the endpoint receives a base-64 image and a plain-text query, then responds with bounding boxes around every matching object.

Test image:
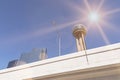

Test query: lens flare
[6,0,120,45]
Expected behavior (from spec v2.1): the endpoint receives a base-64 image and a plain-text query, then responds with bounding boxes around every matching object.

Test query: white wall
[0,43,120,80]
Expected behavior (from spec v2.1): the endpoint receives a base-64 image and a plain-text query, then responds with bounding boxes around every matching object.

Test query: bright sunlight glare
[88,11,100,23]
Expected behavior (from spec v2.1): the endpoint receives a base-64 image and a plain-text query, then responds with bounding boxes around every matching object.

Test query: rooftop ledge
[0,42,120,80]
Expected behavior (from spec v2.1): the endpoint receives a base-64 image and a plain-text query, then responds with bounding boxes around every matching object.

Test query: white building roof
[0,43,120,80]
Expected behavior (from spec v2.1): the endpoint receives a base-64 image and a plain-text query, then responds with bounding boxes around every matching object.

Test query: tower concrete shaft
[73,24,86,51]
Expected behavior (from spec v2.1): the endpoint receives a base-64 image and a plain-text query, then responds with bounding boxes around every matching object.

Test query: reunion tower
[72,24,87,52]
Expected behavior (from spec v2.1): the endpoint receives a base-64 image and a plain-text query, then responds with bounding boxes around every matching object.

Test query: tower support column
[72,24,86,52]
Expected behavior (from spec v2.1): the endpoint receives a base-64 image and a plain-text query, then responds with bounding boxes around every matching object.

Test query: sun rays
[78,0,120,45]
[96,23,110,44]
[24,0,120,45]
[5,0,120,45]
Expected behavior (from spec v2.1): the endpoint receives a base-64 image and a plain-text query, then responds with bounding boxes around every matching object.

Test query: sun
[88,11,100,23]
[43,0,120,46]
[64,0,120,45]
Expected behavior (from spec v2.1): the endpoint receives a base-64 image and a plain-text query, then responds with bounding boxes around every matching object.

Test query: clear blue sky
[0,0,120,69]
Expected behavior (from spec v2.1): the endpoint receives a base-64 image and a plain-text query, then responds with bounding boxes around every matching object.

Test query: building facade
[7,59,19,68]
[20,48,47,63]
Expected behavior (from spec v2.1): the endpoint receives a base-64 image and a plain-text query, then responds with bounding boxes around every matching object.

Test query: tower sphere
[72,24,86,38]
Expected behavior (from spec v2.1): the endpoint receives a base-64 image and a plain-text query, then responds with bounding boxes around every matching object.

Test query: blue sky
[0,0,120,69]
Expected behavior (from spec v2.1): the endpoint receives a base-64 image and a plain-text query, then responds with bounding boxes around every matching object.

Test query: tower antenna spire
[52,21,61,56]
